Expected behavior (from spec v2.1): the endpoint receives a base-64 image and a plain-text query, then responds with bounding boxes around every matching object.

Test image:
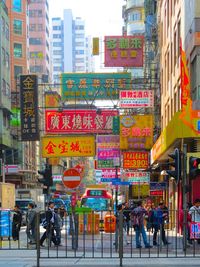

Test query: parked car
[15,199,35,226]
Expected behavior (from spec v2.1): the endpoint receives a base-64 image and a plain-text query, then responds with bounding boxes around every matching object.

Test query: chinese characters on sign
[41,136,95,158]
[61,72,131,100]
[104,36,144,67]
[119,90,154,108]
[190,223,200,239]
[126,171,150,184]
[123,151,149,169]
[20,75,39,141]
[97,149,120,160]
[120,115,153,150]
[45,110,118,134]
[97,135,120,148]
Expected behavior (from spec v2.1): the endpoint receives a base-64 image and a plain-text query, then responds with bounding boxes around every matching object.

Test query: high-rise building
[51,9,94,84]
[28,0,50,79]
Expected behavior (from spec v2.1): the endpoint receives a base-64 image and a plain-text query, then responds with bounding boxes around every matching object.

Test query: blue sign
[150,182,166,190]
[0,210,12,237]
[198,120,200,131]
[101,178,120,183]
[112,181,131,186]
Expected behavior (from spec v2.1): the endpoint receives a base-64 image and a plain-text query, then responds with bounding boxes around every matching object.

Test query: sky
[49,0,124,37]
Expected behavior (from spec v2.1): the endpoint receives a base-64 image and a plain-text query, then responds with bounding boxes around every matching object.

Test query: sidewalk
[0,250,200,267]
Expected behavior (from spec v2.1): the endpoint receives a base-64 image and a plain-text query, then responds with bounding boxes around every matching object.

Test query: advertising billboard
[119,90,154,108]
[104,36,144,67]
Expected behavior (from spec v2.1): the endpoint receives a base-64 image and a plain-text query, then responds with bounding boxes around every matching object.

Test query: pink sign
[97,148,120,160]
[97,135,120,149]
[102,168,121,178]
[45,109,118,134]
[120,90,154,108]
[104,36,144,67]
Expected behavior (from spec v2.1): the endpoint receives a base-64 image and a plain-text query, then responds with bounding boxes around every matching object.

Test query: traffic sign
[62,168,81,189]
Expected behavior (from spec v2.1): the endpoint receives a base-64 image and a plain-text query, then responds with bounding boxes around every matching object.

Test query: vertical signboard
[20,75,39,141]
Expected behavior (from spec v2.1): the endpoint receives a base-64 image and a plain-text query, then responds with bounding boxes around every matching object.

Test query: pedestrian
[131,200,152,249]
[40,201,57,247]
[180,202,192,245]
[189,199,200,243]
[59,205,67,226]
[123,202,131,235]
[12,205,22,241]
[54,208,62,245]
[26,202,36,244]
[152,202,170,246]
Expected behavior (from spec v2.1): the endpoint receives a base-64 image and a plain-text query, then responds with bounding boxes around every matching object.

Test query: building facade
[51,10,94,84]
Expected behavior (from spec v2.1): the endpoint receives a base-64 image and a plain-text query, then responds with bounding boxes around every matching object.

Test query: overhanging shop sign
[61,72,131,100]
[123,151,149,169]
[45,110,118,134]
[119,90,154,108]
[126,171,150,184]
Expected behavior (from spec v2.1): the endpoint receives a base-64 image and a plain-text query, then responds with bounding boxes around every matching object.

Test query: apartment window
[29,38,42,45]
[5,23,9,40]
[53,50,62,55]
[53,34,61,38]
[76,34,84,38]
[29,24,36,31]
[75,50,84,55]
[30,65,43,73]
[177,20,181,60]
[75,42,84,46]
[53,26,61,30]
[174,31,177,67]
[76,58,84,63]
[75,25,84,30]
[53,42,62,47]
[38,24,43,31]
[14,65,23,79]
[2,47,5,64]
[2,17,5,33]
[38,10,42,17]
[30,51,43,58]
[2,79,6,95]
[14,19,22,35]
[14,43,22,58]
[5,52,9,68]
[53,66,62,71]
[13,0,22,12]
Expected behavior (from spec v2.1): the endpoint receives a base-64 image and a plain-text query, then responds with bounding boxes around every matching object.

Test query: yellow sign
[132,184,150,198]
[42,136,95,158]
[120,115,153,150]
[45,92,60,108]
[151,111,200,163]
[93,37,99,55]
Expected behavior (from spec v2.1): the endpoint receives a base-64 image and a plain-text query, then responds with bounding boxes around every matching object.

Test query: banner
[97,135,120,148]
[41,136,95,158]
[93,37,99,55]
[123,151,149,169]
[45,110,118,134]
[119,90,154,108]
[104,36,144,67]
[120,115,153,150]
[61,72,131,100]
[20,75,39,141]
[97,148,120,160]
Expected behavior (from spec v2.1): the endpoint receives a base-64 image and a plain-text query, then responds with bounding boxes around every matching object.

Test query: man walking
[40,201,57,247]
[26,202,36,244]
[131,201,152,249]
[12,205,22,241]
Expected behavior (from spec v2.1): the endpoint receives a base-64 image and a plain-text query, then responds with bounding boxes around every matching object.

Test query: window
[14,43,22,58]
[53,34,61,38]
[30,65,43,73]
[38,24,43,31]
[30,51,43,58]
[14,65,23,79]
[53,26,61,30]
[53,66,62,71]
[2,79,6,95]
[5,23,9,40]
[29,38,42,45]
[75,25,84,30]
[14,19,22,35]
[13,0,22,12]
[75,50,84,55]
[75,42,84,46]
[53,42,62,47]
[2,47,5,64]
[53,50,62,55]
[76,34,84,38]
[5,52,9,68]
[29,24,36,31]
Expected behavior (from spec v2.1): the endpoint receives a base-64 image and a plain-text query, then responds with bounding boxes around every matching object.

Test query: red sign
[62,168,81,189]
[123,151,149,169]
[104,36,144,67]
[150,190,163,196]
[71,192,77,207]
[45,109,118,134]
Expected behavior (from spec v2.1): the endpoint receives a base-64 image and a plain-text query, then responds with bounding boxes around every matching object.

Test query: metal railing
[1,209,200,266]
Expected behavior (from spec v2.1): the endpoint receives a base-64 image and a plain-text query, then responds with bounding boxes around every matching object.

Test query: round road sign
[62,168,81,189]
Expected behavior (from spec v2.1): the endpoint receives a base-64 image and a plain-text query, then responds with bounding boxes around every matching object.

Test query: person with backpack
[40,201,57,247]
[12,205,22,241]
[131,200,152,249]
[26,202,36,244]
